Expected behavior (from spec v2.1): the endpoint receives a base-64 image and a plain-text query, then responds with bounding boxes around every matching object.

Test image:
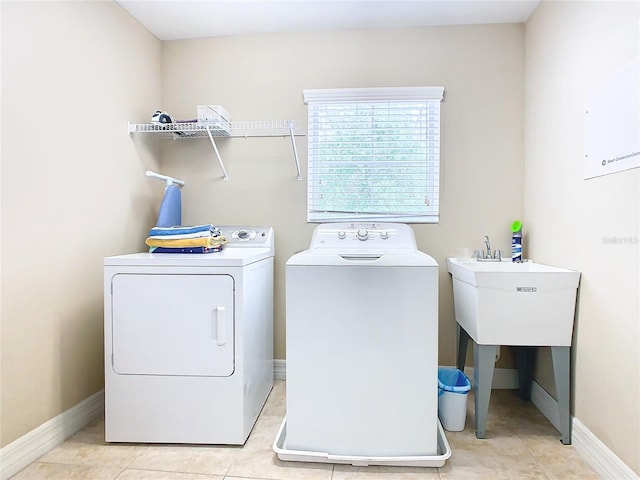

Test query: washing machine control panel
[218,226,274,248]
[310,223,417,249]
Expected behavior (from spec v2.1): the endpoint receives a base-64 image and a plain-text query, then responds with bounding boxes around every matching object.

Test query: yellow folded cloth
[145,235,227,248]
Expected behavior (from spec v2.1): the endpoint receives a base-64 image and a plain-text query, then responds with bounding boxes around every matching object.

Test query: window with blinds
[303,87,444,223]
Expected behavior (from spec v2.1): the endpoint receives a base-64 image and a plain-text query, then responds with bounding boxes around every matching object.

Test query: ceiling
[117,0,541,41]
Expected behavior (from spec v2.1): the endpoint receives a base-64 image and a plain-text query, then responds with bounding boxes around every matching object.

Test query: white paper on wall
[584,57,640,180]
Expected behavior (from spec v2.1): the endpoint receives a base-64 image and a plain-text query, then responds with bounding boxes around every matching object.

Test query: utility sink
[447,258,581,346]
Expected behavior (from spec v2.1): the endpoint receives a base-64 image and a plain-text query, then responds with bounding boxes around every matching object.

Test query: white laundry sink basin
[447,258,580,346]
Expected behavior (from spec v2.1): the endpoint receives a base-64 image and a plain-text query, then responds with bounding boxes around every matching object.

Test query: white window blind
[303,87,444,223]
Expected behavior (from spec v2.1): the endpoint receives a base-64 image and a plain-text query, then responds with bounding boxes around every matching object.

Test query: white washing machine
[104,226,274,444]
[285,223,439,457]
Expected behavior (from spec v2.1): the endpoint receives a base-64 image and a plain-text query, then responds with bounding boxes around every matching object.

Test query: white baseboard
[274,359,286,381]
[572,418,639,480]
[0,390,104,480]
[530,381,638,480]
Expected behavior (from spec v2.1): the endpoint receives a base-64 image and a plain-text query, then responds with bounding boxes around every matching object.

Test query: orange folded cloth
[145,236,227,248]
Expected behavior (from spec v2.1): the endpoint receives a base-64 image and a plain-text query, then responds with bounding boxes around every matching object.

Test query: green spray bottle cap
[511,220,522,233]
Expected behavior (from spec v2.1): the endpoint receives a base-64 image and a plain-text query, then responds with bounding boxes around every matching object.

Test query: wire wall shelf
[128,120,305,138]
[128,120,305,181]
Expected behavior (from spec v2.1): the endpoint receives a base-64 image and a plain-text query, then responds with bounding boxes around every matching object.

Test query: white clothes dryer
[285,223,439,457]
[104,226,274,444]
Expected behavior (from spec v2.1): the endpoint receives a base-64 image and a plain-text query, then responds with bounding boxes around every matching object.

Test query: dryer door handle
[212,306,226,346]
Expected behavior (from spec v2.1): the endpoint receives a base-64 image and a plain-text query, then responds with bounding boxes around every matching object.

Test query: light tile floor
[13,381,601,479]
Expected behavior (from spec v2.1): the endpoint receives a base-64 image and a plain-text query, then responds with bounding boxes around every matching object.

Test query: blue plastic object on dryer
[156,184,182,227]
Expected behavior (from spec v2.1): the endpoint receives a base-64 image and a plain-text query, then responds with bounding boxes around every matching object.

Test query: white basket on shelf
[196,105,231,133]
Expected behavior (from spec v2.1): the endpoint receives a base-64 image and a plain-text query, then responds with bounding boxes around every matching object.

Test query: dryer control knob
[338,231,346,239]
[380,231,389,239]
[356,229,369,241]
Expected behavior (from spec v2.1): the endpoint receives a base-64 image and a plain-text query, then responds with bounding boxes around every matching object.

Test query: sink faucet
[483,235,491,258]
[475,235,502,261]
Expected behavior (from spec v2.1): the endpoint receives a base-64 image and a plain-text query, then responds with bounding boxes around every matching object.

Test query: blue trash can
[438,367,472,431]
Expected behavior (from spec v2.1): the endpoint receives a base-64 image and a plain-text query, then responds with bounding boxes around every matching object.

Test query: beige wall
[0,1,162,447]
[525,1,639,474]
[159,24,525,363]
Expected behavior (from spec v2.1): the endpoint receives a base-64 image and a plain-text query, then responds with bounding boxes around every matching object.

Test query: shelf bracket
[288,121,302,181]
[205,127,229,181]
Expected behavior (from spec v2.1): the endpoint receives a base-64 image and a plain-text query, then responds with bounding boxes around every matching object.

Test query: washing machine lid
[105,247,272,267]
[287,222,438,267]
[287,249,437,267]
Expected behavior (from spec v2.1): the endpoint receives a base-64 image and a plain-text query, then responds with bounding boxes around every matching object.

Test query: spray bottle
[511,220,523,263]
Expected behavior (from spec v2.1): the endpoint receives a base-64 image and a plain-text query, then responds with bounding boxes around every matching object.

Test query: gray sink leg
[457,325,470,370]
[551,346,572,445]
[473,343,497,439]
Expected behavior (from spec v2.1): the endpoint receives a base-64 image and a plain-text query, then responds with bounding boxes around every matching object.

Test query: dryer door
[110,273,234,377]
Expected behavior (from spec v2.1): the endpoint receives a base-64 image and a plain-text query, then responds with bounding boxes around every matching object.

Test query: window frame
[303,86,445,224]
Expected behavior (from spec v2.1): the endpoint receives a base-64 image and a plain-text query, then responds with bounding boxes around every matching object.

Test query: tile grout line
[518,431,553,480]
